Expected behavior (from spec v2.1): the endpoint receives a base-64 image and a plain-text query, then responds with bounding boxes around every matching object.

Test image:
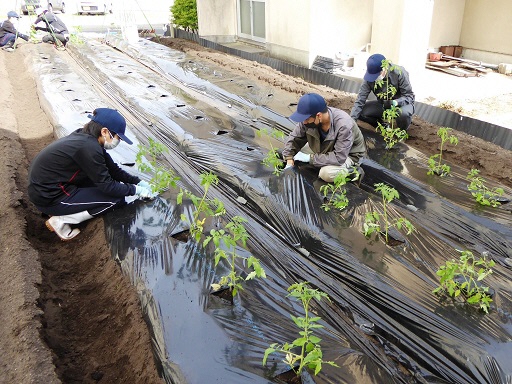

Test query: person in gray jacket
[351,53,415,131]
[282,93,367,183]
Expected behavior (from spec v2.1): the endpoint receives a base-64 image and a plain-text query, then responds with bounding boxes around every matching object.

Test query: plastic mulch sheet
[27,37,512,384]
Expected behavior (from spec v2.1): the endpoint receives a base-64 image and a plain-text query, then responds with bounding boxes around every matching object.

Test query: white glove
[293,151,310,163]
[135,185,157,199]
[284,164,293,170]
[137,180,152,190]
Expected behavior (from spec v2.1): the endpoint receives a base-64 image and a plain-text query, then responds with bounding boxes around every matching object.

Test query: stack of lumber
[425,54,491,77]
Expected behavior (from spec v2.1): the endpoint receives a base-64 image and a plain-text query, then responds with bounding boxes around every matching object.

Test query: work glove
[293,151,311,163]
[137,180,152,190]
[383,100,398,109]
[135,185,157,200]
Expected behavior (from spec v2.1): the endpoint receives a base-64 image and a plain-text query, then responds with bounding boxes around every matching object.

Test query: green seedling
[263,282,338,376]
[433,249,495,313]
[466,169,504,207]
[204,216,266,297]
[69,26,85,45]
[375,59,408,149]
[363,183,415,243]
[427,127,458,176]
[320,169,359,212]
[177,172,226,242]
[258,127,286,176]
[135,138,180,193]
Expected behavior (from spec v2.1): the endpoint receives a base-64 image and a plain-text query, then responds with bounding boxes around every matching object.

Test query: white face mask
[103,131,120,150]
[376,69,387,82]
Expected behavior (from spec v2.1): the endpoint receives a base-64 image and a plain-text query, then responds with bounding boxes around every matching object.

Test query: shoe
[46,216,80,241]
[2,47,14,52]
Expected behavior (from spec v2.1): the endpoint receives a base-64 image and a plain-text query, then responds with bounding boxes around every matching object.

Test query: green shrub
[170,0,198,33]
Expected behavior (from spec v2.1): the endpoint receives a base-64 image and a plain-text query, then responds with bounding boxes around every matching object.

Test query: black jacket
[28,129,140,206]
[0,19,29,41]
[34,12,68,35]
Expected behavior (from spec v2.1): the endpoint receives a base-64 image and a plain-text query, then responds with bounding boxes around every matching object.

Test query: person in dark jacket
[351,53,415,131]
[28,108,155,241]
[33,7,69,47]
[282,93,367,182]
[0,11,29,51]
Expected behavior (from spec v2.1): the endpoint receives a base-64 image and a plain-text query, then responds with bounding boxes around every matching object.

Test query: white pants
[301,143,355,183]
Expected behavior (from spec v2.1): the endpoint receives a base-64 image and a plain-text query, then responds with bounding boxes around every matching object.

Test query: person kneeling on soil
[0,11,29,51]
[282,93,367,182]
[28,108,155,241]
[351,53,415,132]
[33,7,69,47]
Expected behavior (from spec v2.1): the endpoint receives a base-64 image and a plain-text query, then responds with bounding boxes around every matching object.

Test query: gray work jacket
[282,107,367,167]
[350,64,415,120]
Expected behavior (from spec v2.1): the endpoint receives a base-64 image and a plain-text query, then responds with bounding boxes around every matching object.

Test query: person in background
[28,108,155,241]
[282,93,367,183]
[351,53,415,131]
[33,6,69,47]
[0,11,29,51]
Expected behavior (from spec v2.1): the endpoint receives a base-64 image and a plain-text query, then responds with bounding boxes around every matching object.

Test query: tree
[171,0,198,33]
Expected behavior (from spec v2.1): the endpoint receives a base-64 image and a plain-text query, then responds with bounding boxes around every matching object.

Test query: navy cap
[87,108,133,145]
[364,53,386,82]
[7,11,20,18]
[289,93,327,123]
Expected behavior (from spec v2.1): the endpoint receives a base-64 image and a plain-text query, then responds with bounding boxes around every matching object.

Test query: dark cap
[289,93,327,123]
[7,11,20,18]
[364,53,386,82]
[87,108,133,145]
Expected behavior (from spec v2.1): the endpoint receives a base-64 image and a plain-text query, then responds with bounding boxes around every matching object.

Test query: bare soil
[1,35,511,384]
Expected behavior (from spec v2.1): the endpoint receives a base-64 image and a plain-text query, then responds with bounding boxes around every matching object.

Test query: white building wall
[429,0,465,49]
[460,0,512,63]
[196,0,237,42]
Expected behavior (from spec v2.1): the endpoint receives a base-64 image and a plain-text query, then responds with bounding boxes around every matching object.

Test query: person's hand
[293,152,310,163]
[135,185,157,199]
[137,180,152,190]
[383,100,398,109]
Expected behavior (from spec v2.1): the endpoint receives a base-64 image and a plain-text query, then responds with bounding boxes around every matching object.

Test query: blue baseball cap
[289,93,327,123]
[7,11,20,18]
[364,53,386,82]
[87,108,133,145]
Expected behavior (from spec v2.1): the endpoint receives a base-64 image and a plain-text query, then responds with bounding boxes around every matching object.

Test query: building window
[238,0,266,42]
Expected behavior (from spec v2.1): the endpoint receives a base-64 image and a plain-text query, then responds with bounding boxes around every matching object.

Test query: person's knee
[318,167,334,183]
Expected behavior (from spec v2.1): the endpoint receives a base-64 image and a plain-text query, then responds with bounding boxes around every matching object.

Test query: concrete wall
[265,0,373,67]
[196,0,237,42]
[429,0,465,49]
[371,0,433,75]
[460,0,512,62]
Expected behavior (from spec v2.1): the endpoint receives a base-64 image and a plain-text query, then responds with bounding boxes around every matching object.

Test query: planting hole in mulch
[171,229,190,243]
[380,227,406,246]
[210,285,234,305]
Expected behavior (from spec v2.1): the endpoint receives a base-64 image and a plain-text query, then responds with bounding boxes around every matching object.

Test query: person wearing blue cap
[0,11,29,51]
[28,108,156,241]
[350,53,415,131]
[282,93,367,182]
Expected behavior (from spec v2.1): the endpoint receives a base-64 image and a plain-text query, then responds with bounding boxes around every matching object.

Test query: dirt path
[0,47,162,383]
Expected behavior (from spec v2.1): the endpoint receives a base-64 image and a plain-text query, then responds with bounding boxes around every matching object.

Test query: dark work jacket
[0,19,28,40]
[351,64,415,120]
[282,107,367,167]
[28,129,140,206]
[34,11,68,35]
